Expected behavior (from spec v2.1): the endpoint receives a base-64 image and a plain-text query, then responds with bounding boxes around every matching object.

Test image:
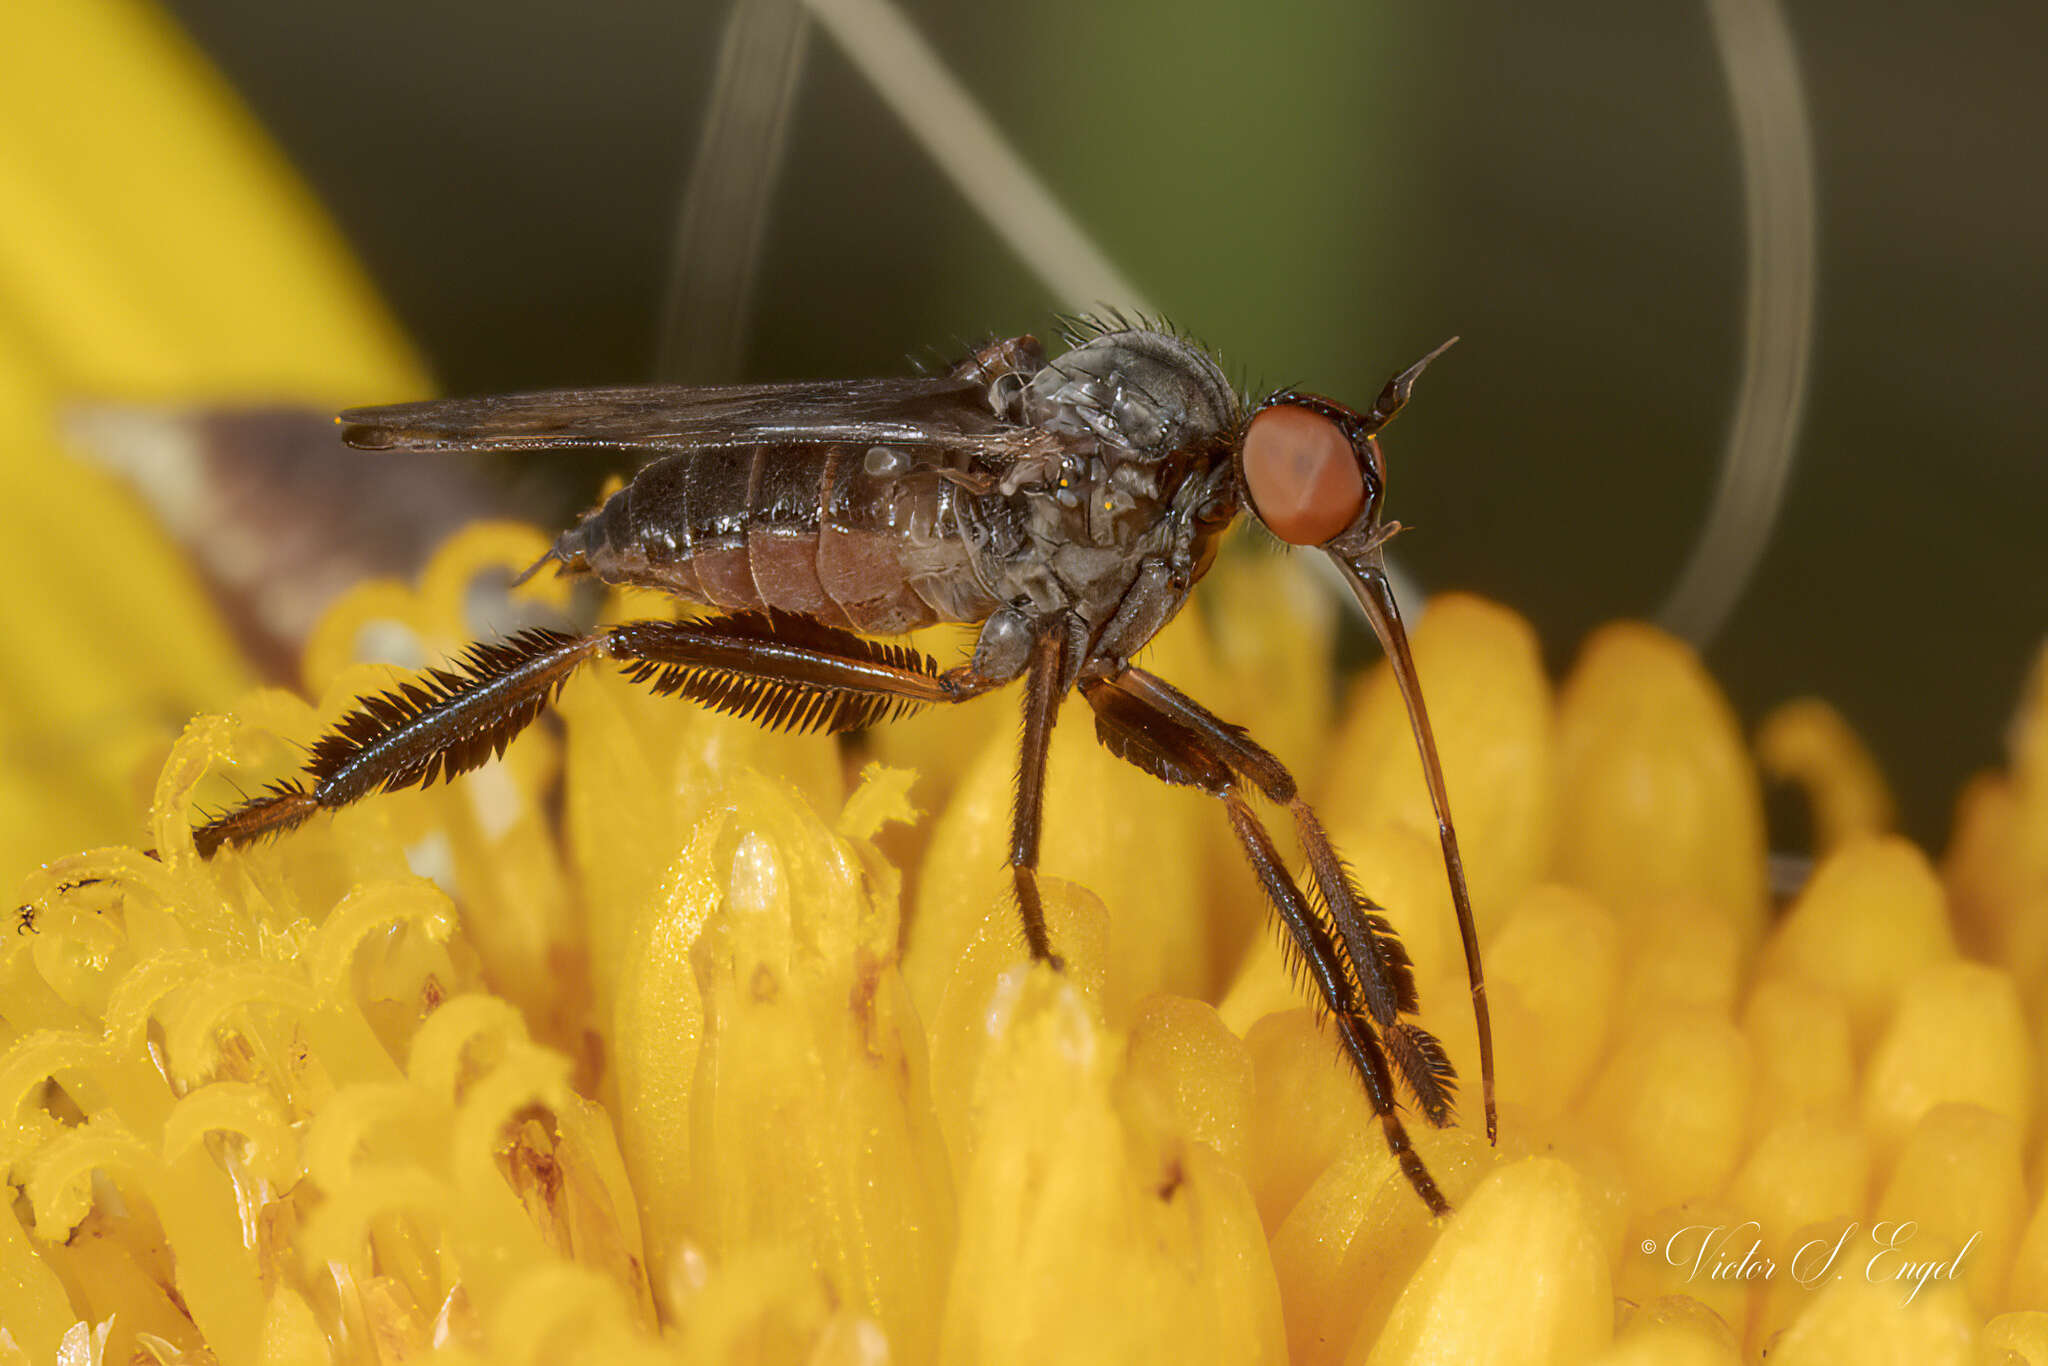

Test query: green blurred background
[158,0,2047,845]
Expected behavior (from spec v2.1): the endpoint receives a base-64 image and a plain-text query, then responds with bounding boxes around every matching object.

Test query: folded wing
[340,377,1040,458]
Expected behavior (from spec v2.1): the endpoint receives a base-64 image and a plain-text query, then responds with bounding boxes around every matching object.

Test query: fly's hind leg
[194,611,991,858]
[195,628,606,855]
[1080,668,1458,1216]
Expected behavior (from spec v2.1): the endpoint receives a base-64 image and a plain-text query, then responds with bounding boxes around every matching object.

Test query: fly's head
[1234,338,1462,831]
[1234,336,1456,594]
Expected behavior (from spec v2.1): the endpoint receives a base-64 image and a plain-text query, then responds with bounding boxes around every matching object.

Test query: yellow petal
[1615,889,1745,1019]
[1268,1127,1487,1366]
[1767,1271,1977,1366]
[907,695,1212,1024]
[1552,623,1767,946]
[610,816,717,1298]
[1756,697,1897,849]
[1765,835,1959,1046]
[938,970,1287,1366]
[1124,994,1256,1173]
[1741,979,1856,1133]
[1324,593,1554,935]
[1861,962,2032,1155]
[1585,1297,1742,1366]
[649,774,955,1365]
[1725,1117,1871,1264]
[1242,1009,1376,1230]
[2009,1200,2048,1317]
[1871,1104,2025,1313]
[1982,1311,2048,1364]
[1483,883,1621,1123]
[1361,1157,1610,1366]
[1580,1007,1749,1213]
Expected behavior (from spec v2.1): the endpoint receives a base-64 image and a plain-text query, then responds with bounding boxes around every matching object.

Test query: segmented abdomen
[559,442,1002,634]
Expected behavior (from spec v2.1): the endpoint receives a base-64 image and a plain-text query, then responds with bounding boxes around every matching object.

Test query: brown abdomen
[559,443,998,634]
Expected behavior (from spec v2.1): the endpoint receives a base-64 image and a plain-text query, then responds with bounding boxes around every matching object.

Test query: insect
[192,317,1492,1214]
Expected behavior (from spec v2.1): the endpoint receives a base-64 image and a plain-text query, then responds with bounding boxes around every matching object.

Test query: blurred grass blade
[1657,0,1817,646]
[656,0,812,383]
[802,0,1155,317]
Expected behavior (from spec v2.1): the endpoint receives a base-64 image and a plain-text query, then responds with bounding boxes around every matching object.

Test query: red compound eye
[1242,404,1365,546]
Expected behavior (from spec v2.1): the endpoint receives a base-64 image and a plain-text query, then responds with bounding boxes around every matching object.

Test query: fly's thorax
[967,453,1233,653]
[1012,326,1241,563]
[1022,327,1240,457]
[966,328,1244,631]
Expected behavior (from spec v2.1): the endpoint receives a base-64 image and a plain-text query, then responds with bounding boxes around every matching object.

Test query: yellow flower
[0,0,420,887]
[9,5,2048,1365]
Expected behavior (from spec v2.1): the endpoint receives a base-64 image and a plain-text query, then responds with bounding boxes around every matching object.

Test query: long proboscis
[1333,546,1497,1145]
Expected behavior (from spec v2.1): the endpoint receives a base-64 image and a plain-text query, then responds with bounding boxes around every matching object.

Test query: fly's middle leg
[1005,615,1087,968]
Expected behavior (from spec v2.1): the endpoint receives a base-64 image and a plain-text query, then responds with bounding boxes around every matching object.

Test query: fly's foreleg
[1079,670,1456,1216]
[1109,666,1494,1140]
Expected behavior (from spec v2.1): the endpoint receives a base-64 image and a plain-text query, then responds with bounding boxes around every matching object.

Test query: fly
[191,317,1492,1215]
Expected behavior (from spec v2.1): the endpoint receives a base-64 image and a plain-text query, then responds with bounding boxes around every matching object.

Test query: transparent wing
[341,376,1041,457]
